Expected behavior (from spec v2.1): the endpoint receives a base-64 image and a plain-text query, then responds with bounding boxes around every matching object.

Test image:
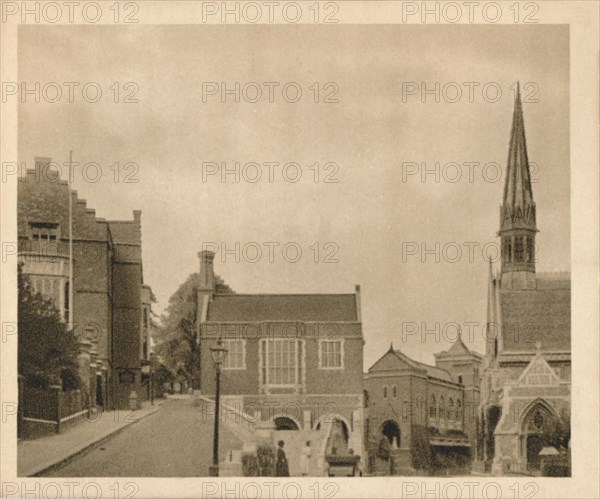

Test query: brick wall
[18,166,147,411]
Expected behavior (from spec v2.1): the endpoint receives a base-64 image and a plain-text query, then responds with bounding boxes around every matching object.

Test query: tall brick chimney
[199,250,215,291]
[197,250,215,322]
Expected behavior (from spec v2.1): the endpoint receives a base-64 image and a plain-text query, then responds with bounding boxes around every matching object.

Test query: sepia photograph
[1,2,598,499]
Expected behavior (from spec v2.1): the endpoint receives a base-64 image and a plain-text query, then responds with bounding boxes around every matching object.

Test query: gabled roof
[435,333,483,360]
[515,348,561,386]
[368,347,452,382]
[206,293,358,322]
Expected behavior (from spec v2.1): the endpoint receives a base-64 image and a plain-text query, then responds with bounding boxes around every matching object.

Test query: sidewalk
[18,398,169,477]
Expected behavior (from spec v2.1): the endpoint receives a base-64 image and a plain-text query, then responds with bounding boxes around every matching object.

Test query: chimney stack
[199,250,215,292]
[197,251,216,325]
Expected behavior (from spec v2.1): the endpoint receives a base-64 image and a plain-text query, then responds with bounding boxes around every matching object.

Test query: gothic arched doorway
[521,401,561,473]
[381,419,401,447]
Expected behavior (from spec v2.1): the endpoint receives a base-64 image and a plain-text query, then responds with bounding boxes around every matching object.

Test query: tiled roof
[392,350,452,382]
[206,293,358,322]
[108,221,141,245]
[446,336,472,356]
[500,275,570,352]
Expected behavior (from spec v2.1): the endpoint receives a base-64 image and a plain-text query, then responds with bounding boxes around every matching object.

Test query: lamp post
[208,338,228,477]
[150,353,154,406]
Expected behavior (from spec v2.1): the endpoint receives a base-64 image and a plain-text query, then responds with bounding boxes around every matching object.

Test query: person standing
[276,440,290,477]
[301,441,312,476]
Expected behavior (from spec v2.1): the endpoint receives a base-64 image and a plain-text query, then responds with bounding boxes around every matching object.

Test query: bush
[242,453,259,476]
[256,444,276,476]
[18,265,81,390]
[412,425,433,473]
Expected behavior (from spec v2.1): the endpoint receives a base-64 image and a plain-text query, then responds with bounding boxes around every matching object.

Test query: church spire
[502,82,535,214]
[498,82,537,290]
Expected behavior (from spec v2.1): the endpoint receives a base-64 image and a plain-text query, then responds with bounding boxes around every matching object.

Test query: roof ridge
[393,349,452,377]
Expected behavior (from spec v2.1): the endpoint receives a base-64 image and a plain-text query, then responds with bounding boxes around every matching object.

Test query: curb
[25,400,169,477]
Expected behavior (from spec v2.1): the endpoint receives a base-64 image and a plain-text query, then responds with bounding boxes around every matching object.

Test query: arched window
[527,236,535,263]
[505,237,512,263]
[448,398,454,421]
[439,396,445,419]
[383,386,387,399]
[515,236,524,262]
[392,386,397,398]
[429,395,436,419]
[456,399,463,423]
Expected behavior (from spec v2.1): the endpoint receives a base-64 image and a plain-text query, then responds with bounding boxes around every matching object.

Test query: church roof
[500,273,571,352]
[206,293,359,322]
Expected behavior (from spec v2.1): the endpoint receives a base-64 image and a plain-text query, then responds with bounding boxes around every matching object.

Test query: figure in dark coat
[275,440,290,477]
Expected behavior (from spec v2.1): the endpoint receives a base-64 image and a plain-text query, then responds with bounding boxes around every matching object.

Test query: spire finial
[389,342,394,352]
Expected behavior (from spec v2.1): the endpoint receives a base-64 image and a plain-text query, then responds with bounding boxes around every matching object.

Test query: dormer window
[30,222,59,241]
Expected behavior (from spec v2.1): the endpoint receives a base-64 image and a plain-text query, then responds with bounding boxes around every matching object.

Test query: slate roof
[206,293,358,322]
[369,348,453,382]
[500,273,570,352]
[392,351,452,382]
[445,336,472,356]
[108,220,141,245]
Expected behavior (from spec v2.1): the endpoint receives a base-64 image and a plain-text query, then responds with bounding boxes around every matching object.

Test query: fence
[19,383,89,438]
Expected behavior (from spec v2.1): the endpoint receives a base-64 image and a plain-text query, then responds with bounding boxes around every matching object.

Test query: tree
[153,273,234,389]
[545,409,571,449]
[18,264,81,390]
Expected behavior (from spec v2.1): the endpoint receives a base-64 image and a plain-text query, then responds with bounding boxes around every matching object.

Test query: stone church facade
[478,86,571,475]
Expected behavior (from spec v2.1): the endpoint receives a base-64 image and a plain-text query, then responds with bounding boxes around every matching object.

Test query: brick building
[364,336,482,475]
[18,158,151,410]
[196,250,365,473]
[478,87,571,475]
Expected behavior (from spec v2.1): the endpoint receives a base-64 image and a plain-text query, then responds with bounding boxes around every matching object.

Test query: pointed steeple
[502,82,535,214]
[498,82,537,289]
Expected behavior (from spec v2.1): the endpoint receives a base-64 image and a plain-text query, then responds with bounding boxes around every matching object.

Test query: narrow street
[43,397,242,477]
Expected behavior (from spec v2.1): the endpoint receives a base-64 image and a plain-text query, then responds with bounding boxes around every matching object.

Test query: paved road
[44,397,242,477]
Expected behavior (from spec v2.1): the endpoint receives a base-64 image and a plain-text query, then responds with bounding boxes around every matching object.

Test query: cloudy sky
[18,24,569,368]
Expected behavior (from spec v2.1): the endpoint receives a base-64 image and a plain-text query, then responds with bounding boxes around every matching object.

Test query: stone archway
[274,416,300,431]
[520,400,562,473]
[381,419,401,447]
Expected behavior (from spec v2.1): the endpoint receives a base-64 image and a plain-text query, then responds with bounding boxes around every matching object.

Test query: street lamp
[208,338,228,477]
